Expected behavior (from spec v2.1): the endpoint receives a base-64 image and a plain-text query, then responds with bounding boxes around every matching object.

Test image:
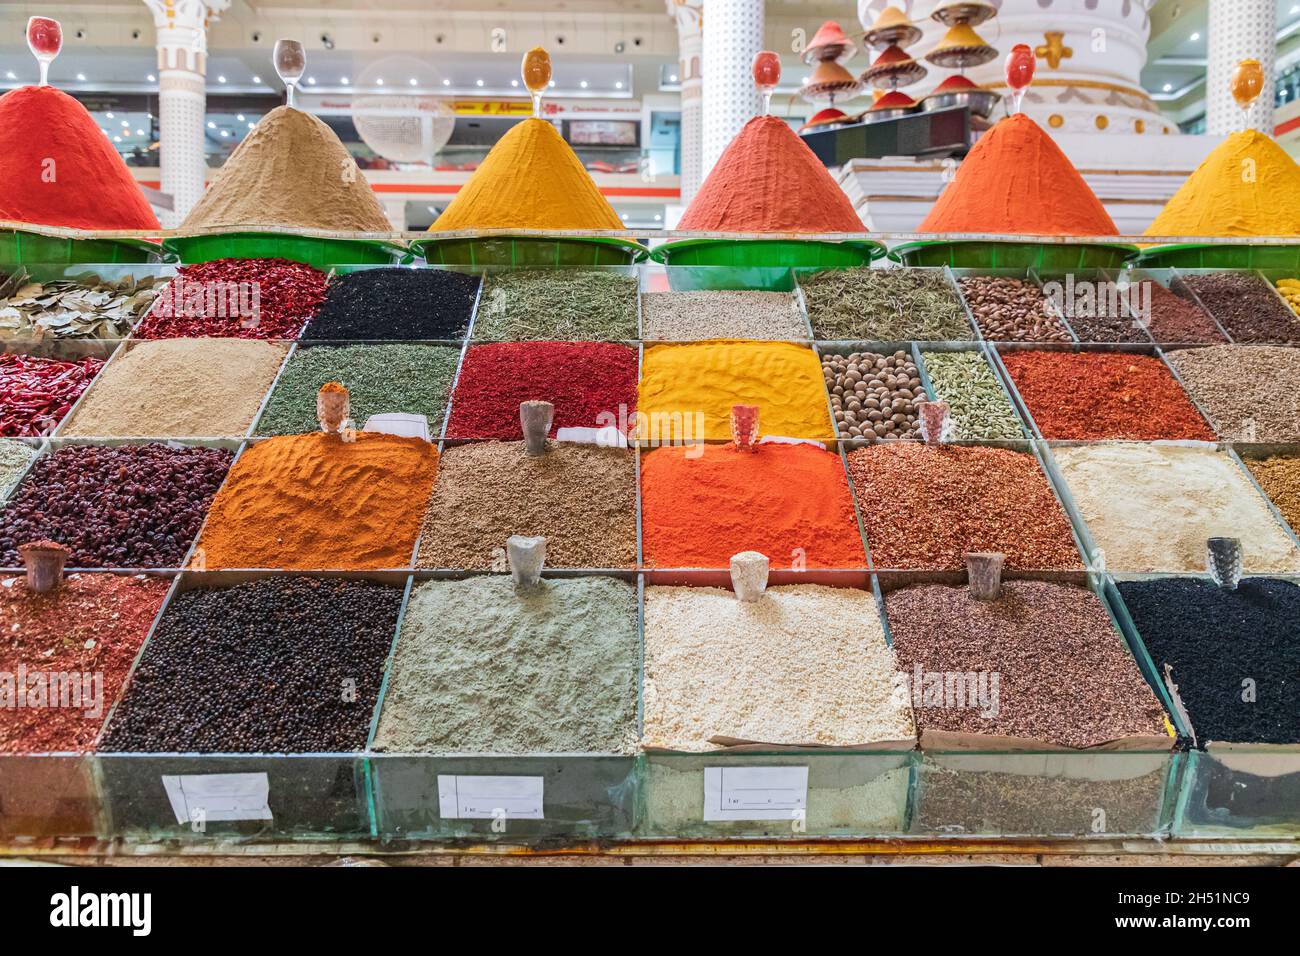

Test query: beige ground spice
[62,339,287,438]
[179,106,392,233]
[1245,454,1300,537]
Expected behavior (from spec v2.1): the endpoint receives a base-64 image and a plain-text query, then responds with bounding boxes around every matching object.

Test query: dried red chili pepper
[0,353,103,437]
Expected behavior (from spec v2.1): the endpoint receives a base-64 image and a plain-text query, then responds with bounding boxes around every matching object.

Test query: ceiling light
[653,214,662,221]
[76,73,86,81]
[341,77,349,85]
[135,128,144,136]
[147,73,156,82]
[1162,83,1172,91]
[247,122,255,129]
[106,111,115,119]
[548,80,555,88]
[207,121,216,129]
[620,213,629,220]
[409,78,418,86]
[113,135,121,142]
[220,130,229,137]
[669,74,678,82]
[476,79,484,87]
[217,75,226,83]
[443,79,452,86]
[376,78,384,86]
[1190,32,1200,41]
[237,114,245,122]
[510,79,518,87]
[5,71,15,80]
[1292,4,1299,13]
[252,75,261,83]
[306,76,316,85]
[615,81,623,89]
[579,80,588,88]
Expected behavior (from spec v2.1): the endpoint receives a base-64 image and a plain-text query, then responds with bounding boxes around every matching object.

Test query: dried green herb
[801,267,973,341]
[473,270,638,341]
[921,350,1024,440]
[0,268,163,340]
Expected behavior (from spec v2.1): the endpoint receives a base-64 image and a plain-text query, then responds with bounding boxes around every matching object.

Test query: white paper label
[703,766,808,821]
[437,775,544,820]
[162,772,273,825]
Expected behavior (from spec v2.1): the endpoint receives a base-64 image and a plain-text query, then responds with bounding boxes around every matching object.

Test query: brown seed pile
[821,349,927,440]
[1244,454,1300,537]
[416,440,637,569]
[1163,345,1300,442]
[957,276,1071,342]
[846,443,1081,570]
[1138,279,1224,343]
[885,580,1169,748]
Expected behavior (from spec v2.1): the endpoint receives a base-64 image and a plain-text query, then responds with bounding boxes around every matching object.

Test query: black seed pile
[1118,577,1300,745]
[304,268,479,340]
[0,444,232,568]
[101,578,402,753]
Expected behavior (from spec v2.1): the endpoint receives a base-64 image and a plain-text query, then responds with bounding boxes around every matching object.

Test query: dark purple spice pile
[884,580,1168,748]
[101,577,401,753]
[0,443,232,568]
[1118,577,1300,745]
[1136,280,1224,343]
[1173,272,1300,344]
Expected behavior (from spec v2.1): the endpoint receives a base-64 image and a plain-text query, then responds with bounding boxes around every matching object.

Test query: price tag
[437,775,544,820]
[162,772,272,825]
[703,766,808,821]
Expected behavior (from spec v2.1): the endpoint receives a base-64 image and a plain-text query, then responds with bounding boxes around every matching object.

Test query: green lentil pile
[474,270,639,340]
[255,343,460,436]
[920,350,1023,440]
[800,267,972,341]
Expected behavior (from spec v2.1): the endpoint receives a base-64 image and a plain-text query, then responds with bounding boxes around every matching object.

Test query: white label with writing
[703,766,808,821]
[437,774,545,820]
[162,772,273,825]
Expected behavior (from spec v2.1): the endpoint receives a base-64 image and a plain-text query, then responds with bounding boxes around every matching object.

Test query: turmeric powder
[430,118,622,231]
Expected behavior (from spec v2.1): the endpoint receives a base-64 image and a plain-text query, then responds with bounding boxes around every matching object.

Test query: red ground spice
[0,353,103,437]
[1001,350,1216,441]
[446,341,638,439]
[0,573,169,753]
[846,443,1083,571]
[135,258,327,339]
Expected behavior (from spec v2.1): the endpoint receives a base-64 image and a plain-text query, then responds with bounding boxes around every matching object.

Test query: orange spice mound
[918,113,1117,236]
[677,115,866,233]
[640,442,866,569]
[194,432,439,570]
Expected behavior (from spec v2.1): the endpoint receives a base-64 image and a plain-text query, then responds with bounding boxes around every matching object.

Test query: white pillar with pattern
[701,0,764,180]
[1207,0,1276,135]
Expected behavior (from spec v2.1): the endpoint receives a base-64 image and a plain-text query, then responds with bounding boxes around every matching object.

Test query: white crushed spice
[640,290,809,341]
[642,584,915,751]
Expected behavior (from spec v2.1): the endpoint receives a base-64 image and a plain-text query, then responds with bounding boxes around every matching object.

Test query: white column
[142,0,230,226]
[667,0,704,204]
[701,0,764,179]
[1207,0,1276,135]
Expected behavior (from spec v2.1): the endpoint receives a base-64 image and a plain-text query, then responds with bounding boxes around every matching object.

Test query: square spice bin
[445,340,640,441]
[914,343,1029,441]
[992,343,1217,442]
[0,261,176,343]
[1108,573,1300,837]
[638,340,836,443]
[1233,443,1300,541]
[415,439,638,571]
[251,341,461,438]
[55,338,291,440]
[301,264,481,342]
[1,339,120,438]
[1160,343,1300,444]
[0,570,175,840]
[471,266,640,342]
[879,573,1177,837]
[639,574,916,837]
[368,571,641,840]
[949,268,1075,344]
[0,438,239,572]
[845,439,1087,573]
[640,265,812,342]
[1171,268,1300,345]
[796,265,976,342]
[639,440,866,571]
[1041,442,1300,574]
[1031,268,1154,345]
[1118,269,1229,345]
[95,570,409,841]
[190,432,438,571]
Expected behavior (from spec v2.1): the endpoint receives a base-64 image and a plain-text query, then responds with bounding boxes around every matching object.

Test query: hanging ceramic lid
[800,107,851,132]
[924,22,998,70]
[803,20,857,65]
[930,0,997,28]
[871,89,919,111]
[864,6,923,51]
[802,58,864,102]
[861,44,928,88]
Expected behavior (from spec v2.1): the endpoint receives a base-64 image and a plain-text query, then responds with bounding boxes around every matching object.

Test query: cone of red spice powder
[677,116,866,233]
[0,86,159,230]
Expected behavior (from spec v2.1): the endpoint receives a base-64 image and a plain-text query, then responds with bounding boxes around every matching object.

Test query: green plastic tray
[164,232,406,268]
[1136,242,1300,270]
[0,229,160,265]
[652,238,885,291]
[415,235,647,267]
[891,239,1135,270]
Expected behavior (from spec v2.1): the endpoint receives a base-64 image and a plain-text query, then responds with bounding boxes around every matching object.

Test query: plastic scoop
[317,382,350,434]
[918,401,951,445]
[966,551,1004,601]
[731,404,760,451]
[27,17,61,87]
[753,51,781,116]
[275,39,306,108]
[730,551,770,602]
[520,400,554,456]
[1004,43,1034,115]
[507,535,546,587]
[522,47,551,119]
[19,540,70,594]
[1206,537,1242,590]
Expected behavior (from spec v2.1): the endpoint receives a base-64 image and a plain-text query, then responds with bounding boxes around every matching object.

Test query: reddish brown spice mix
[1000,350,1216,441]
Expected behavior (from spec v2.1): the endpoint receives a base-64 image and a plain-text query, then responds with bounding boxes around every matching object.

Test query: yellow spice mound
[638,340,835,442]
[1145,130,1300,238]
[431,118,622,231]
